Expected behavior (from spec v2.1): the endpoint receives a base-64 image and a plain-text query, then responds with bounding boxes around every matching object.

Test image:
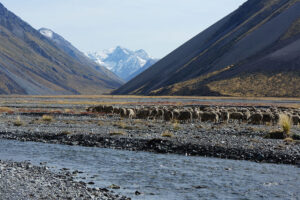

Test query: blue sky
[1,0,246,57]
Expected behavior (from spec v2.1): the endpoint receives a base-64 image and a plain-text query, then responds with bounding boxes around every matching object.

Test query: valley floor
[0,95,299,165]
[1,95,300,199]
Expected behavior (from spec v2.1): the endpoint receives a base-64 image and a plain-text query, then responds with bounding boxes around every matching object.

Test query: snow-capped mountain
[39,28,123,84]
[86,46,158,81]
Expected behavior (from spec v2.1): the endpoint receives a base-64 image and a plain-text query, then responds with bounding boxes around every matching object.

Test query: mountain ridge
[38,28,123,84]
[114,0,300,97]
[0,3,122,95]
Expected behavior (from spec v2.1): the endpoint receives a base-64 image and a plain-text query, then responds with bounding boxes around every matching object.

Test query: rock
[264,131,287,139]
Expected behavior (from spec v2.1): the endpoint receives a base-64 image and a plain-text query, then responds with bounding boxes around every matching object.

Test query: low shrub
[279,114,292,135]
[161,130,174,138]
[172,120,181,131]
[13,116,23,126]
[109,129,126,136]
[42,115,53,122]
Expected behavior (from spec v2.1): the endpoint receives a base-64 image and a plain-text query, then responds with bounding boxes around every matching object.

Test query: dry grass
[208,72,300,97]
[279,114,292,135]
[113,121,126,129]
[13,116,23,126]
[113,121,135,130]
[161,130,174,138]
[42,115,53,122]
[0,107,13,113]
[61,131,72,135]
[172,120,181,131]
[98,121,105,126]
[283,137,294,144]
[109,129,126,136]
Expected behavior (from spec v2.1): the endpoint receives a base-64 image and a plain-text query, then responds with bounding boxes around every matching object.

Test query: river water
[0,139,299,200]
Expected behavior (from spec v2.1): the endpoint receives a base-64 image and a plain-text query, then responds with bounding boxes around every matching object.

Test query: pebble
[0,160,129,200]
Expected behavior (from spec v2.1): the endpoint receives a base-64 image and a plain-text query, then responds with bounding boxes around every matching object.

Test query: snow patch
[39,28,53,39]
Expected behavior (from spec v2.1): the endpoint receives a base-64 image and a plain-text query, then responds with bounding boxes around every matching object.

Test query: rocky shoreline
[0,160,129,200]
[1,126,300,165]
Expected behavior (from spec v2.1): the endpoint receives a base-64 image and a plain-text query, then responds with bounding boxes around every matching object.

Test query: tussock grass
[13,116,23,126]
[172,120,181,131]
[109,129,126,136]
[42,115,53,122]
[113,121,134,130]
[279,114,292,135]
[161,130,174,138]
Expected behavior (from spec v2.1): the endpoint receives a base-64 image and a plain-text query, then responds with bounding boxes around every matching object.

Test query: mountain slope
[0,3,122,95]
[86,46,158,81]
[39,28,123,84]
[114,0,300,97]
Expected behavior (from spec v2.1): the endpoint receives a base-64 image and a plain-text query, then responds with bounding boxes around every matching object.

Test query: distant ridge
[114,0,300,97]
[0,3,122,95]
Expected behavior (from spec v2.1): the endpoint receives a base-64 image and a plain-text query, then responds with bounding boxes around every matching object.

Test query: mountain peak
[86,47,157,81]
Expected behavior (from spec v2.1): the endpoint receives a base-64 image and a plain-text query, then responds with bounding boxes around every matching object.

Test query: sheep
[201,112,219,123]
[262,112,274,125]
[219,111,230,123]
[164,110,174,121]
[229,112,244,123]
[249,113,263,125]
[91,105,104,113]
[120,108,127,118]
[192,109,201,121]
[178,110,192,121]
[127,109,135,119]
[103,105,114,114]
[113,107,120,114]
[172,109,180,120]
[291,115,300,126]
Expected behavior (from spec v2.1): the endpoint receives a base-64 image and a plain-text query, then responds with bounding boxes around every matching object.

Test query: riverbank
[0,160,129,200]
[0,111,300,165]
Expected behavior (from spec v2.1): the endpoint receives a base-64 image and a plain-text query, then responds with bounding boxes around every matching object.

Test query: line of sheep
[88,105,300,126]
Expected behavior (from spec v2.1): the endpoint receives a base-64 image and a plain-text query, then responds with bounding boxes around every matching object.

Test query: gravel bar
[0,160,129,200]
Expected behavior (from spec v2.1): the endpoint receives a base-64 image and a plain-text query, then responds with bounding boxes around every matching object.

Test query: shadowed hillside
[114,0,300,97]
[0,3,123,95]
